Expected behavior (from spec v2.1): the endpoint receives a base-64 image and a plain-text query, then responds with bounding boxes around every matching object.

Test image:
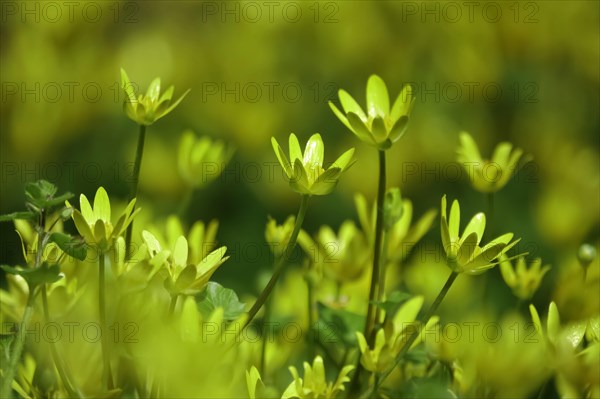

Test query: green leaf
[370,290,412,317]
[24,180,73,212]
[1,263,63,288]
[0,211,36,222]
[316,302,365,346]
[197,282,246,321]
[48,232,87,261]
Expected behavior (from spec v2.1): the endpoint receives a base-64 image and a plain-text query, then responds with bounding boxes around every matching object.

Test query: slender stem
[0,214,46,398]
[259,296,273,376]
[364,150,387,341]
[368,271,460,396]
[306,279,315,360]
[0,293,35,398]
[244,195,310,328]
[41,286,81,398]
[99,252,113,389]
[375,232,390,322]
[125,124,147,259]
[350,150,386,395]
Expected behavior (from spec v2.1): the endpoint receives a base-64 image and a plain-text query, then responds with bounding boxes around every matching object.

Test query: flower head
[265,215,295,257]
[355,191,436,263]
[68,187,138,251]
[281,356,354,399]
[500,256,551,300]
[178,130,235,188]
[329,75,414,149]
[142,230,228,296]
[456,132,526,193]
[440,195,521,274]
[272,133,355,196]
[298,221,370,283]
[121,68,190,126]
[356,296,438,373]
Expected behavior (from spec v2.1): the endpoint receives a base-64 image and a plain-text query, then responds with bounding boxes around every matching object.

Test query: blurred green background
[1,0,599,306]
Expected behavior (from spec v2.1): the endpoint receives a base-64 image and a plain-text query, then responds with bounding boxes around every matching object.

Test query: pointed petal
[290,159,311,194]
[94,220,107,245]
[79,194,94,224]
[311,168,341,196]
[499,257,517,286]
[158,85,174,103]
[93,187,111,222]
[347,112,376,145]
[371,116,388,143]
[329,101,352,130]
[142,230,162,256]
[120,68,137,105]
[491,142,513,168]
[330,148,356,172]
[338,89,366,120]
[457,132,482,163]
[440,196,451,255]
[457,232,478,267]
[388,116,409,143]
[303,134,324,170]
[390,84,414,122]
[271,137,292,178]
[288,133,303,163]
[173,236,188,267]
[72,210,94,244]
[547,302,560,344]
[448,200,460,244]
[366,75,390,118]
[197,246,228,276]
[156,89,190,120]
[460,213,486,246]
[146,78,161,102]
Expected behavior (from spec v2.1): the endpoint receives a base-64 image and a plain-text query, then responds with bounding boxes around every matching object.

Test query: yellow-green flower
[456,131,525,193]
[149,215,219,265]
[178,130,235,188]
[355,191,436,263]
[329,75,414,150]
[121,68,190,126]
[440,195,521,274]
[298,221,370,283]
[355,296,438,373]
[272,133,355,196]
[142,230,228,296]
[265,215,295,257]
[281,356,354,399]
[68,187,139,251]
[500,256,551,300]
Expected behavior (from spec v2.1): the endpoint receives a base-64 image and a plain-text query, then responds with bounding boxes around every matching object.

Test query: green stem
[375,232,390,322]
[259,296,273,376]
[41,286,81,398]
[0,293,35,399]
[350,150,386,395]
[99,252,114,389]
[368,271,459,397]
[306,279,315,360]
[244,195,310,328]
[364,150,387,341]
[125,124,147,259]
